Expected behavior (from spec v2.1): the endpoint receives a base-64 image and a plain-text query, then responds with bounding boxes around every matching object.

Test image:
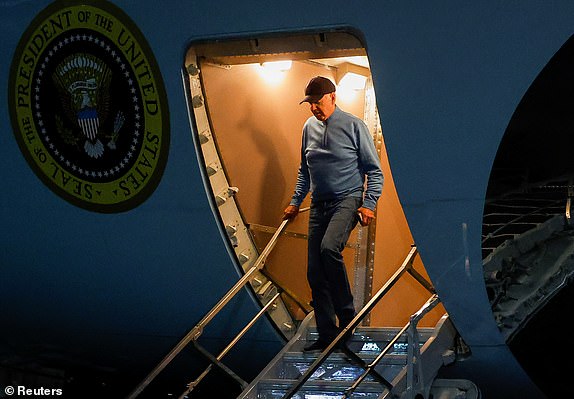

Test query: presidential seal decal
[8,1,169,213]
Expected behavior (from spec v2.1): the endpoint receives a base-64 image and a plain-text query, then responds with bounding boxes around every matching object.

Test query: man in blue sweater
[284,76,384,351]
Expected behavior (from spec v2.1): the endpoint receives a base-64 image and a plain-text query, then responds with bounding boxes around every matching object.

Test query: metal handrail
[126,208,309,399]
[405,294,441,398]
[281,245,438,399]
[179,290,282,398]
[343,293,440,399]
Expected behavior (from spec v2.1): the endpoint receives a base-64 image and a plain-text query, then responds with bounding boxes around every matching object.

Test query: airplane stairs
[126,238,479,399]
[238,309,479,399]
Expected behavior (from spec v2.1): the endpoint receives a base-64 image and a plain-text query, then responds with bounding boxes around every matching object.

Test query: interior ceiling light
[336,62,369,90]
[261,60,292,71]
[339,72,367,90]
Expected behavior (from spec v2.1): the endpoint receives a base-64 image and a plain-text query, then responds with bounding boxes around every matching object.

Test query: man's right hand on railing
[283,204,300,220]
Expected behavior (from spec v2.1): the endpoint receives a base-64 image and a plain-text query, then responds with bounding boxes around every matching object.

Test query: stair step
[282,351,406,365]
[290,339,413,355]
[257,378,387,399]
[306,327,434,347]
[261,326,430,387]
[274,351,405,382]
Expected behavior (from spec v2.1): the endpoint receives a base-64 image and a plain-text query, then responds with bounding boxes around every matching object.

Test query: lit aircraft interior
[2,1,574,399]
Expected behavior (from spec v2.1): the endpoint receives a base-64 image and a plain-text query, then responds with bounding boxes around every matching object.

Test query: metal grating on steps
[237,311,464,399]
[237,314,411,398]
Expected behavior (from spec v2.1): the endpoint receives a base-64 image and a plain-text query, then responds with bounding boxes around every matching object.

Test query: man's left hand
[357,207,375,226]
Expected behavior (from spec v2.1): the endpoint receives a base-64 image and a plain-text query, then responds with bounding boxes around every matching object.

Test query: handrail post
[405,294,440,399]
[345,293,441,399]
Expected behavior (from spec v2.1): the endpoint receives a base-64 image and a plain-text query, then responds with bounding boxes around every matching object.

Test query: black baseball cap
[299,76,336,104]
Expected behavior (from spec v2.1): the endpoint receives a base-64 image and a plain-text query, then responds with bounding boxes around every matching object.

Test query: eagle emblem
[52,53,123,158]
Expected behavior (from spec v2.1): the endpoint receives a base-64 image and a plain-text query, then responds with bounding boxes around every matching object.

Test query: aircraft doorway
[184,30,444,334]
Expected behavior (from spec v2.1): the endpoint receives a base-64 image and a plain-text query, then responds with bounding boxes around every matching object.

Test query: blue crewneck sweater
[290,106,383,210]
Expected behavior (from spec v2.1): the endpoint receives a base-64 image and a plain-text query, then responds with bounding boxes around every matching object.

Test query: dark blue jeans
[307,196,361,342]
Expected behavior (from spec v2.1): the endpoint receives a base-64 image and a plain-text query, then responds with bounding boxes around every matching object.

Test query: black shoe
[303,340,329,352]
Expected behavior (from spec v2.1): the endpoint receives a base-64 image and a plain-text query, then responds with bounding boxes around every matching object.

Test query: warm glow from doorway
[262,60,293,71]
[257,60,292,85]
[339,71,367,90]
